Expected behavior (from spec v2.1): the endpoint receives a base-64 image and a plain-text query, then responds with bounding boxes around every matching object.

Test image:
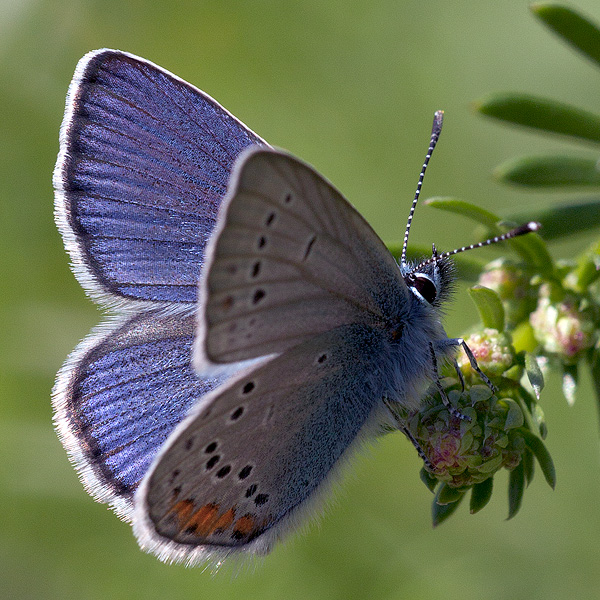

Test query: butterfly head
[401,244,455,309]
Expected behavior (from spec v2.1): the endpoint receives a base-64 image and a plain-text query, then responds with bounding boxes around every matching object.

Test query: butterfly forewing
[54,49,267,306]
[196,149,409,367]
[136,323,391,561]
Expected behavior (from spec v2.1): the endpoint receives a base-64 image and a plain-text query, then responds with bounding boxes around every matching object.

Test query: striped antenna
[412,221,542,272]
[401,110,444,267]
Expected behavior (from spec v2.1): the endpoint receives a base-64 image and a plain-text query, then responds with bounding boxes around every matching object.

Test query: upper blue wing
[54,49,267,306]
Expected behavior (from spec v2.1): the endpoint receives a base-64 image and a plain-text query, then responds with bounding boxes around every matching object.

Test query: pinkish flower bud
[478,259,537,326]
[530,284,596,364]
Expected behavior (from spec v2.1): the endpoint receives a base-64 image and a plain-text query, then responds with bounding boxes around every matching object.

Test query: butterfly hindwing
[196,148,410,368]
[54,49,267,307]
[53,309,226,519]
[135,322,392,563]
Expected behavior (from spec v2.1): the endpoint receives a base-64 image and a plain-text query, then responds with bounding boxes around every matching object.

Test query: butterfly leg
[384,399,434,470]
[402,426,435,471]
[428,343,471,421]
[452,358,466,392]
[436,338,497,393]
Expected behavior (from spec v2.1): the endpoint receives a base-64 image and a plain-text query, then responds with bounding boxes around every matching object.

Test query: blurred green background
[1,1,599,598]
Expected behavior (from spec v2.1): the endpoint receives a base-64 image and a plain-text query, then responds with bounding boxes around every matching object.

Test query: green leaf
[520,429,556,489]
[468,285,505,330]
[571,238,600,291]
[533,403,548,440]
[525,352,545,400]
[517,386,548,438]
[504,399,525,430]
[470,477,494,514]
[474,93,600,145]
[424,197,501,228]
[503,230,555,277]
[507,199,600,241]
[522,448,535,486]
[419,466,438,493]
[508,460,525,519]
[532,4,600,68]
[494,155,600,188]
[432,489,465,527]
[436,483,466,505]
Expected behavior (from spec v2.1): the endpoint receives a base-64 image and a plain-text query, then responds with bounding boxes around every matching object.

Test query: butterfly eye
[407,273,437,305]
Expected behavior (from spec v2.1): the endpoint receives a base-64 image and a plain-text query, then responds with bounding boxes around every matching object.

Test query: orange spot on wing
[232,513,256,537]
[167,499,195,524]
[183,503,221,535]
[209,507,236,534]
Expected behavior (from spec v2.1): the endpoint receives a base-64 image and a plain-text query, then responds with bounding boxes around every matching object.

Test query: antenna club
[433,110,444,135]
[509,221,542,238]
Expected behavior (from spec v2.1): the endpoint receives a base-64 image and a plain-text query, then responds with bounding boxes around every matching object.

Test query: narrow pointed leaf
[420,466,438,493]
[437,483,466,505]
[504,399,525,430]
[424,197,501,228]
[474,93,600,145]
[532,4,600,68]
[504,231,554,276]
[523,448,535,486]
[533,403,548,440]
[508,460,525,519]
[518,385,548,439]
[572,238,600,291]
[468,285,505,330]
[470,477,494,514]
[525,352,545,400]
[432,490,464,527]
[495,155,600,188]
[520,429,556,489]
[507,200,600,241]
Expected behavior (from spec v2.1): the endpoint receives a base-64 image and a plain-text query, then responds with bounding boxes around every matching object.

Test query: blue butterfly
[54,49,537,565]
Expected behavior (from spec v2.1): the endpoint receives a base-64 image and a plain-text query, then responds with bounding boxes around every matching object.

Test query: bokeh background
[1,1,599,599]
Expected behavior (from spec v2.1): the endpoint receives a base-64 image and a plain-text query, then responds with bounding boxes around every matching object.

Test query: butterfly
[53,49,538,566]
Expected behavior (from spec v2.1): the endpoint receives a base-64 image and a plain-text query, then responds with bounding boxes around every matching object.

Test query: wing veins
[108,61,244,166]
[82,93,237,181]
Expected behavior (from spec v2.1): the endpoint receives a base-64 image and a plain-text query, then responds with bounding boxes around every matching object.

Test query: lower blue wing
[54,49,267,307]
[53,309,226,519]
